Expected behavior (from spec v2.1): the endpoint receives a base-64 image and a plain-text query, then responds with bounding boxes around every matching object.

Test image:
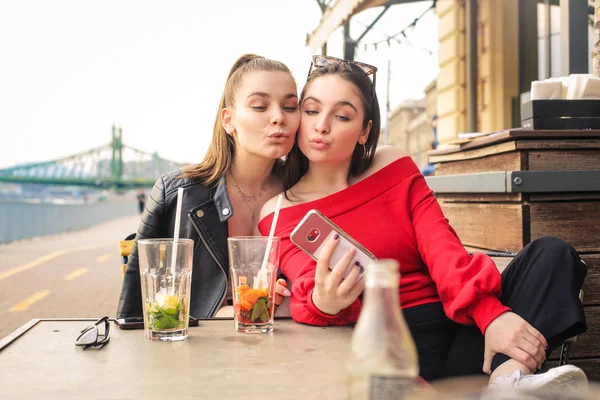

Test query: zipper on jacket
[189,217,227,317]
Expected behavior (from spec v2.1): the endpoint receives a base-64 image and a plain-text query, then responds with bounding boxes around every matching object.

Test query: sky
[0,0,439,169]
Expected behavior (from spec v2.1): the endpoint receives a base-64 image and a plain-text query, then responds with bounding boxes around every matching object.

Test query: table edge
[0,318,114,351]
[0,317,295,351]
[0,319,40,351]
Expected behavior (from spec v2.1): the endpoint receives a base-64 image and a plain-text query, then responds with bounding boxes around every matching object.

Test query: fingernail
[277,279,285,284]
[283,289,291,296]
[354,261,360,266]
[333,233,339,240]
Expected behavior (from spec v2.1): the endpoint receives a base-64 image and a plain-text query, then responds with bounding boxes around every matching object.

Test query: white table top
[0,318,354,399]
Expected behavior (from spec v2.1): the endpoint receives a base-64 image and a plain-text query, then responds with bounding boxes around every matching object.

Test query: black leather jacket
[116,170,232,319]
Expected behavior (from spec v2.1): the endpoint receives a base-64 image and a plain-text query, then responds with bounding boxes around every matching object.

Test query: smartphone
[290,209,377,281]
[115,316,199,330]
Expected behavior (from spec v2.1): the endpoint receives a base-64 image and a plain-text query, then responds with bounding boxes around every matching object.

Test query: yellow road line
[95,254,111,264]
[0,251,67,280]
[9,290,51,312]
[64,268,89,281]
[0,242,113,281]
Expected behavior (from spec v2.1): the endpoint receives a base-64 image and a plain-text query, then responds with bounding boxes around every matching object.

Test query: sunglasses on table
[307,55,378,101]
[74,316,111,350]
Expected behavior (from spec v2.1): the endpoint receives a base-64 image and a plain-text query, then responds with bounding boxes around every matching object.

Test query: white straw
[256,194,283,288]
[267,194,283,240]
[173,187,184,242]
[170,187,184,286]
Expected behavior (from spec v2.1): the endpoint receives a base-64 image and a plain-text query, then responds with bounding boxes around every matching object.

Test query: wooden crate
[438,201,600,253]
[430,130,600,379]
[430,130,600,253]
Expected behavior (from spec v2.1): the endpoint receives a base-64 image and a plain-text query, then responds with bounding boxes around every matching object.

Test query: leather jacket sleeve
[116,176,168,319]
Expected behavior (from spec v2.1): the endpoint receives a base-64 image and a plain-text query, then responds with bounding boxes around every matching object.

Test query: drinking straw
[170,187,184,288]
[256,194,283,288]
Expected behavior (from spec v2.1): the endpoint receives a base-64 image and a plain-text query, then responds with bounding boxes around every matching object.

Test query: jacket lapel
[188,176,232,274]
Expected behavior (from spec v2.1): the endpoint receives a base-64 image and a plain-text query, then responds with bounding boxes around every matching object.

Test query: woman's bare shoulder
[260,194,280,222]
[259,192,297,221]
[357,145,407,181]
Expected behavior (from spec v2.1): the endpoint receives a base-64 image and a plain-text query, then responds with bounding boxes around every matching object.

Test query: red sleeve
[279,240,362,326]
[408,174,510,333]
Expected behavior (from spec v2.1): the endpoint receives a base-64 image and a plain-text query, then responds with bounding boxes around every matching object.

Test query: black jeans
[404,237,588,382]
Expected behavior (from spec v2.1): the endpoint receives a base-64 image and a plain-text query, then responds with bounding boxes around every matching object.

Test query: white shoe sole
[520,364,589,391]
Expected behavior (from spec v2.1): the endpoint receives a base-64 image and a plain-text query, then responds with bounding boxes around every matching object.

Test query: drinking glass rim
[227,236,280,242]
[138,238,194,245]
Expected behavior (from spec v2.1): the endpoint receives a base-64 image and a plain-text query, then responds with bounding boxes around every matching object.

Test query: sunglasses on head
[307,55,378,101]
[75,316,111,350]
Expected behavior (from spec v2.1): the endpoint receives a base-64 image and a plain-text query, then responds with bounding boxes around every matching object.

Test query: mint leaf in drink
[250,297,270,323]
[259,306,270,323]
[147,298,184,330]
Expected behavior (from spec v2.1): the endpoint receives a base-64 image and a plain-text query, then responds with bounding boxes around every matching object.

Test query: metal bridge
[0,126,184,188]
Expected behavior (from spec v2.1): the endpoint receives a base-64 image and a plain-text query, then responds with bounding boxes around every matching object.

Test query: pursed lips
[309,138,329,145]
[268,132,289,138]
[308,138,330,149]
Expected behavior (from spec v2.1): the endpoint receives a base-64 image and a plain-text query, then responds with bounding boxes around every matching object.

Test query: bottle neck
[362,260,400,312]
[362,286,400,315]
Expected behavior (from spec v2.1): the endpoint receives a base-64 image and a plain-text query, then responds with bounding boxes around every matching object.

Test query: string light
[361,0,435,52]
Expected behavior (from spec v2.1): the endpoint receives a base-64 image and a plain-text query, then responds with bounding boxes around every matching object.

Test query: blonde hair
[183,54,293,184]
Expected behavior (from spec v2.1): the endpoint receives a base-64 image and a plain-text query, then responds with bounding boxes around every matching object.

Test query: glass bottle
[348,259,419,400]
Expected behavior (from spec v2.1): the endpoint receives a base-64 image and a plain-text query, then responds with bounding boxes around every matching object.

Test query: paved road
[0,215,140,339]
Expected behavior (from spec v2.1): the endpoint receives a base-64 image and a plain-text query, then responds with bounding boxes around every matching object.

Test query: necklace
[230,172,267,202]
[228,172,268,220]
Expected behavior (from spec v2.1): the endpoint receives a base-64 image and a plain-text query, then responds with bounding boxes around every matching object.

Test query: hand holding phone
[290,209,376,282]
[290,209,376,315]
[311,232,368,315]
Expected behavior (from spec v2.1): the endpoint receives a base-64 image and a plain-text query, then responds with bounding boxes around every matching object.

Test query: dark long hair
[183,54,293,184]
[283,63,381,190]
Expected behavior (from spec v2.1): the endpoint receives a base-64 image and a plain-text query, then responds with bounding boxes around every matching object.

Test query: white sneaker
[489,365,588,392]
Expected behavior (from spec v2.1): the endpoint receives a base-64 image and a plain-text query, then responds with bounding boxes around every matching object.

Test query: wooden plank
[431,141,600,165]
[530,202,600,253]
[491,256,513,273]
[429,141,516,164]
[437,193,523,203]
[440,203,524,252]
[528,150,600,170]
[429,129,600,156]
[434,151,522,175]
[530,193,600,202]
[517,140,600,150]
[581,255,600,306]
[544,358,600,382]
